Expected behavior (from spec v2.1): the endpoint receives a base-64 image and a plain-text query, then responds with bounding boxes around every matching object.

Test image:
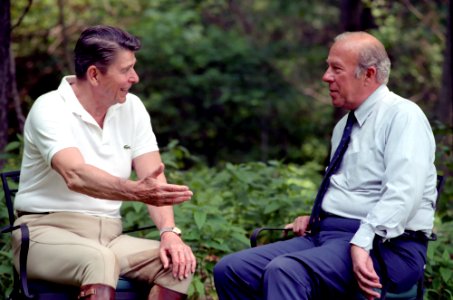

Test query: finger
[172,250,184,279]
[148,194,193,206]
[159,183,192,192]
[160,248,170,269]
[284,223,293,230]
[153,190,193,200]
[359,269,381,286]
[356,272,381,299]
[163,196,192,206]
[189,251,196,274]
[359,286,381,300]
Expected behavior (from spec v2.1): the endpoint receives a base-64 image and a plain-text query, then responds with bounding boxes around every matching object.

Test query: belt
[17,211,50,218]
[401,230,429,242]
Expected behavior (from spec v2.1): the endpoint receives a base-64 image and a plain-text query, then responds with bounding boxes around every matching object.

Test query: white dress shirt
[322,85,437,250]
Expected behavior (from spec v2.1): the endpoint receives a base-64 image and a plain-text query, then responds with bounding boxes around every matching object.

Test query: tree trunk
[437,0,452,128]
[0,0,11,168]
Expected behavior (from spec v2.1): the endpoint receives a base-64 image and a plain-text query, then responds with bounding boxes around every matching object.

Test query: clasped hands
[285,216,382,300]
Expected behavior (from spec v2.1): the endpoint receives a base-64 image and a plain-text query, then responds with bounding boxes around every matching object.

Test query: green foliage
[0,139,22,299]
[365,0,447,112]
[122,143,453,299]
[121,142,322,298]
[1,140,453,299]
[425,221,453,300]
[129,3,333,165]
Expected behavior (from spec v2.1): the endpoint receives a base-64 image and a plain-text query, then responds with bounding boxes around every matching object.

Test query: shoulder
[28,90,68,119]
[117,93,150,120]
[123,93,147,110]
[379,92,428,122]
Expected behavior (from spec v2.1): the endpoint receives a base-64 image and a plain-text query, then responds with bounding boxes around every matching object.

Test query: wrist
[159,226,182,237]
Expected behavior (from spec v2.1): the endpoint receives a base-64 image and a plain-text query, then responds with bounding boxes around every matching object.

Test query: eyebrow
[120,60,136,70]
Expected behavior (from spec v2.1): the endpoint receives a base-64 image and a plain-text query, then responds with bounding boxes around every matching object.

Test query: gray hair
[335,32,391,84]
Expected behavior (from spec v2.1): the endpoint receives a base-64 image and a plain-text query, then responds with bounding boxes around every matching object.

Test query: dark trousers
[213,217,427,300]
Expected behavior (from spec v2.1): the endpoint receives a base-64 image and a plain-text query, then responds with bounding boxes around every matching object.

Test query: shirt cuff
[350,223,375,251]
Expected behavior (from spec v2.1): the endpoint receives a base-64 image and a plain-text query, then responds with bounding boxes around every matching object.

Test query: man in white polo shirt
[13,25,195,299]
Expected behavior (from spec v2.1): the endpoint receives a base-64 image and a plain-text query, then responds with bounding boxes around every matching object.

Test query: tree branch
[10,0,33,32]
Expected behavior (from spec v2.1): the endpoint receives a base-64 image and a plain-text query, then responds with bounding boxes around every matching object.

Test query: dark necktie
[308,111,356,233]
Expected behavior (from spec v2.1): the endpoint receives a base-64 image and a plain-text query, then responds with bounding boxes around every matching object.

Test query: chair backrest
[1,170,20,227]
[435,175,444,203]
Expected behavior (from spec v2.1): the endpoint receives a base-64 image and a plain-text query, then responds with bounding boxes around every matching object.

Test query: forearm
[147,205,175,229]
[60,162,140,201]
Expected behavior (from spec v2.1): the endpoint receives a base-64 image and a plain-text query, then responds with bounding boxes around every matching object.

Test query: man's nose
[322,69,333,82]
[130,69,139,83]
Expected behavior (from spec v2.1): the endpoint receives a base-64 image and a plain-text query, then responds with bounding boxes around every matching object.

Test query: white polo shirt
[14,76,159,218]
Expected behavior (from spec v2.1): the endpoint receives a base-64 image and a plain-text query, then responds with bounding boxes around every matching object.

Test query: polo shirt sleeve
[129,95,159,159]
[26,92,79,166]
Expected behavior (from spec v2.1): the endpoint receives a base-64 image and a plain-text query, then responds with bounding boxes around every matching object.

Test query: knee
[213,255,232,281]
[264,256,309,283]
[264,256,290,277]
[214,253,242,282]
[263,256,313,296]
[79,247,119,286]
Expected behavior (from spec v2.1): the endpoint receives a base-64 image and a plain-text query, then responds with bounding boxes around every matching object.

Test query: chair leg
[148,284,187,300]
[78,283,115,300]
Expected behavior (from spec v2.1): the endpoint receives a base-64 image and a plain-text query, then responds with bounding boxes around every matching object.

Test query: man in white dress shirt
[214,31,437,300]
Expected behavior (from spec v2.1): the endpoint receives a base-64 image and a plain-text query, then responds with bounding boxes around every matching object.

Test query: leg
[373,236,428,293]
[263,230,358,300]
[148,284,187,300]
[78,284,115,300]
[108,234,192,297]
[12,214,120,288]
[214,236,316,300]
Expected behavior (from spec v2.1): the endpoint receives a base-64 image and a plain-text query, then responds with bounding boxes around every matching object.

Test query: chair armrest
[122,224,156,234]
[1,223,34,298]
[18,223,34,298]
[250,227,291,248]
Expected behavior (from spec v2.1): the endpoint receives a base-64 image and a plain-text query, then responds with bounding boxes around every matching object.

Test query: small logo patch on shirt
[123,145,131,150]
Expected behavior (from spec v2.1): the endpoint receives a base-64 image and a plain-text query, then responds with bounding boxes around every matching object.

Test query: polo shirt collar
[57,75,122,126]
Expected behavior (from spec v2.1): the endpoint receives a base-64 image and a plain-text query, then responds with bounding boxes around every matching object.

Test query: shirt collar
[57,75,92,120]
[57,75,122,126]
[354,84,389,127]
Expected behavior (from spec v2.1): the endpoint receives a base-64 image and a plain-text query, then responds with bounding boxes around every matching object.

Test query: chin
[117,97,127,104]
[331,101,344,108]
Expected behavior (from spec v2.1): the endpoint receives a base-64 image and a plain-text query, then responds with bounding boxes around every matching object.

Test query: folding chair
[1,170,152,299]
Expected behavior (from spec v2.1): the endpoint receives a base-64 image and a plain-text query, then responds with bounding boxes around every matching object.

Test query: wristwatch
[159,226,182,237]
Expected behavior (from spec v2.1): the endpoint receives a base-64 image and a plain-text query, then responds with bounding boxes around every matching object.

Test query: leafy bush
[122,142,323,298]
[123,143,453,299]
[1,142,452,300]
[425,221,453,300]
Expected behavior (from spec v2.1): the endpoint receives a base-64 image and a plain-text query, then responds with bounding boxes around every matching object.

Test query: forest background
[0,0,452,299]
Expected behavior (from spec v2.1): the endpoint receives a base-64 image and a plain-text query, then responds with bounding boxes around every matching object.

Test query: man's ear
[365,66,377,83]
[86,66,99,85]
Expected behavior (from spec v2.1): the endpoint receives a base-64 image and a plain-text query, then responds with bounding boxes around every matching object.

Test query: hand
[351,245,382,300]
[284,215,310,236]
[159,232,197,280]
[136,164,193,206]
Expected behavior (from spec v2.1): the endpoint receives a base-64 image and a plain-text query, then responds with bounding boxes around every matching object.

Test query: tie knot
[346,111,356,126]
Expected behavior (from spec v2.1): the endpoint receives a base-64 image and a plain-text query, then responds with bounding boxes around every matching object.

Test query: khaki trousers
[12,212,192,293]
